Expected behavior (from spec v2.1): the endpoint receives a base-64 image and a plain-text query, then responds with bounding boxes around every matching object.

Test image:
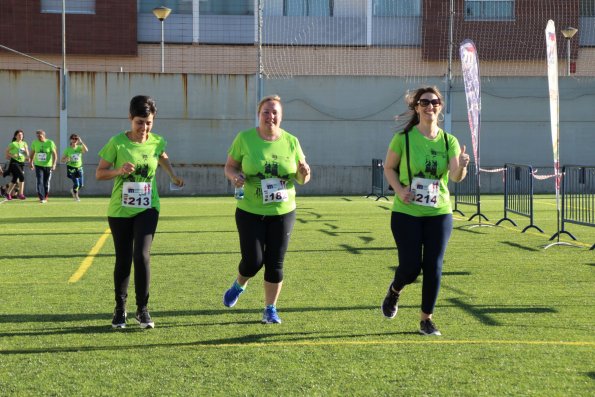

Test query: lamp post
[561,26,578,76]
[152,6,172,73]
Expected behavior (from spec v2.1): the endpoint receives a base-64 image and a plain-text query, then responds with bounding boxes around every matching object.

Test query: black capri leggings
[108,208,159,308]
[235,208,296,283]
[8,160,25,183]
[390,211,453,315]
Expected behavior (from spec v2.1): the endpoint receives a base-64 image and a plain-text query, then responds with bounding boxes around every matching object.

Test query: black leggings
[8,160,25,183]
[235,208,296,283]
[390,211,453,314]
[108,208,159,308]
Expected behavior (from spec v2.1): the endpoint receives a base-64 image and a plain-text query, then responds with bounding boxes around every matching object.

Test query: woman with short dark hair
[96,95,184,329]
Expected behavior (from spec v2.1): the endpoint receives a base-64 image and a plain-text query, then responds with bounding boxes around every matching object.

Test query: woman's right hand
[120,162,135,176]
[397,185,413,204]
[233,173,245,188]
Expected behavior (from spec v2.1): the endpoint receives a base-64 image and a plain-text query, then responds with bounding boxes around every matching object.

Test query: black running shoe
[111,308,127,329]
[135,307,155,329]
[381,285,399,319]
[419,319,441,336]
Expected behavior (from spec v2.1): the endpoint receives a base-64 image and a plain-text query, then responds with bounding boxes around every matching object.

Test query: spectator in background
[29,129,57,203]
[3,129,29,201]
[61,133,88,201]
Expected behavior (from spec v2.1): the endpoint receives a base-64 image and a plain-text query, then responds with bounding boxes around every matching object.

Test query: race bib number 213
[122,182,152,208]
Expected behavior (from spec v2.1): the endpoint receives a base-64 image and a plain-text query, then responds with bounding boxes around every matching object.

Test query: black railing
[561,165,595,250]
[496,164,543,233]
[366,159,388,201]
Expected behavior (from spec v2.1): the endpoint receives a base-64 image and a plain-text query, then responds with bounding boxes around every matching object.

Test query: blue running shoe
[261,305,282,324]
[223,282,244,308]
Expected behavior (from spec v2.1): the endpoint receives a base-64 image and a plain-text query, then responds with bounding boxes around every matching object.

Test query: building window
[41,0,95,14]
[199,0,254,16]
[465,0,514,21]
[284,0,333,17]
[373,0,421,17]
[580,0,595,17]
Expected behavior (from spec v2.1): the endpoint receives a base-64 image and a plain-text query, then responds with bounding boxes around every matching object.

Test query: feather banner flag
[459,39,481,174]
[545,20,561,196]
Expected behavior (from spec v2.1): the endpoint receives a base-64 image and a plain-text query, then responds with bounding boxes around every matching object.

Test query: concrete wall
[0,70,593,197]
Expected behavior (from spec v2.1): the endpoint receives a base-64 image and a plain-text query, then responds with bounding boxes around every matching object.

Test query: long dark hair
[395,86,443,134]
[12,129,23,142]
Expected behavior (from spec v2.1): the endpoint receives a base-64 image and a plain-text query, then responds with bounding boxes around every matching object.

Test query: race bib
[70,154,81,162]
[261,178,288,204]
[37,153,47,162]
[122,182,152,208]
[19,148,26,156]
[411,177,440,207]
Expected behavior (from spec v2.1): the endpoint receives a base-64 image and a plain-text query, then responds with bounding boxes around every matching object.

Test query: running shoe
[135,307,155,329]
[223,282,244,308]
[419,319,442,336]
[261,306,282,324]
[17,194,26,200]
[111,308,127,329]
[381,285,400,319]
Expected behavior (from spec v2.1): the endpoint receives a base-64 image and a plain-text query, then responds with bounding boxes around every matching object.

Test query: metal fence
[366,158,388,201]
[496,164,543,233]
[452,163,488,222]
[561,165,595,250]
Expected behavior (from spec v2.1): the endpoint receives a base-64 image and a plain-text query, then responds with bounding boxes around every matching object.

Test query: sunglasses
[418,99,441,107]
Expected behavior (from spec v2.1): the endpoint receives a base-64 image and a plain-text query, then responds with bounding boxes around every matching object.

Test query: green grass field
[0,195,593,396]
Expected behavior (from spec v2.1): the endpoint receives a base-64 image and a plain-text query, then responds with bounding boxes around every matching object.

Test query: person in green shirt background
[381,86,470,336]
[222,94,311,324]
[3,129,29,200]
[29,129,57,203]
[96,95,184,330]
[61,133,88,201]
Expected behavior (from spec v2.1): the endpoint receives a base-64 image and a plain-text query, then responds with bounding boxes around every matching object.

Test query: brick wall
[0,0,137,55]
[423,0,579,60]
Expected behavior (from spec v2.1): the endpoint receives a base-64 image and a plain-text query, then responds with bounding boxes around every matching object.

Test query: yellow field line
[197,339,595,349]
[68,228,111,283]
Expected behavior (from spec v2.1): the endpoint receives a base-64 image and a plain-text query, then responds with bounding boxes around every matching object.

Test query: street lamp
[152,6,172,73]
[561,26,578,76]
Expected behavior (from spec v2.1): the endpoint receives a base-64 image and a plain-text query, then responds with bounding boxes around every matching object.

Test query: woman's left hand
[171,176,184,187]
[298,160,310,178]
[459,145,470,168]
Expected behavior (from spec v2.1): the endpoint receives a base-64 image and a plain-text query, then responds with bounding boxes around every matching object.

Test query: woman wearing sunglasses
[381,86,470,336]
[61,133,88,201]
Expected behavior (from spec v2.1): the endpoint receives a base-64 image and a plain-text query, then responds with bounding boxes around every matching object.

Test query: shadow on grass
[1,245,398,261]
[447,298,556,326]
[500,241,540,252]
[453,226,488,234]
[0,329,412,355]
[340,244,394,255]
[0,305,382,326]
[386,267,471,278]
[0,216,106,224]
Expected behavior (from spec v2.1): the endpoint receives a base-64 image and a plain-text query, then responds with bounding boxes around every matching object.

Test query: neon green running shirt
[30,139,56,167]
[63,146,84,168]
[389,127,461,217]
[7,141,28,163]
[98,131,166,218]
[228,128,305,216]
